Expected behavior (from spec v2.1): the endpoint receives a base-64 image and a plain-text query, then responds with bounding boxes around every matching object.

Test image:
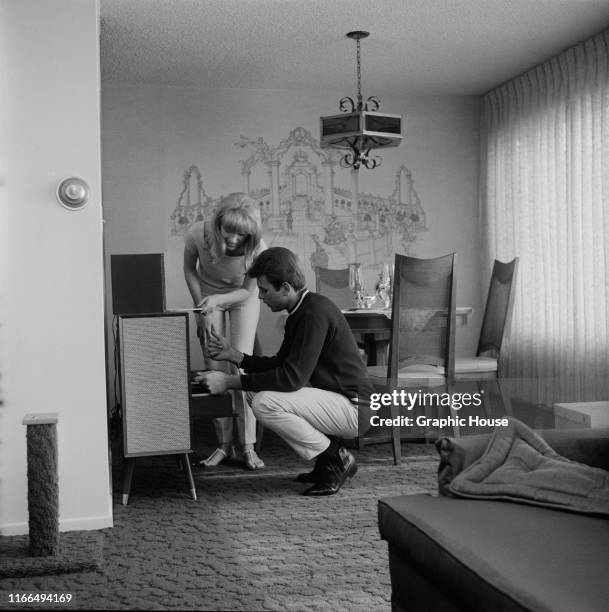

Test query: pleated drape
[481,29,609,403]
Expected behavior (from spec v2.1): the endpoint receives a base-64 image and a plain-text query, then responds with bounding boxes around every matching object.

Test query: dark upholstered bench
[378,428,609,612]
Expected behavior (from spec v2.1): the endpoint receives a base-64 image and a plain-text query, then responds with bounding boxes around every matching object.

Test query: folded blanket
[449,418,609,515]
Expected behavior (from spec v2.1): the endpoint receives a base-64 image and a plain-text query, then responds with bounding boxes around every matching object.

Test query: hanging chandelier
[320,31,403,170]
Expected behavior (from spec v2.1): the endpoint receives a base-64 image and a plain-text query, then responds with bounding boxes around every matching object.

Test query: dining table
[342,306,473,366]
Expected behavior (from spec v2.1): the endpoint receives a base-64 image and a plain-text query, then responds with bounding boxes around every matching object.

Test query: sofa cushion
[448,418,609,516]
[378,494,609,612]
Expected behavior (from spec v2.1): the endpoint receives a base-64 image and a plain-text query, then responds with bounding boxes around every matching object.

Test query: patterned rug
[0,428,440,611]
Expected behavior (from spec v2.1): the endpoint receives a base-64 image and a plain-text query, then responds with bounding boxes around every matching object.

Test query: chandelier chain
[356,38,363,111]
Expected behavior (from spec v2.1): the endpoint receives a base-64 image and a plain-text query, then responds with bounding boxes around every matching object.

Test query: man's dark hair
[247,247,306,290]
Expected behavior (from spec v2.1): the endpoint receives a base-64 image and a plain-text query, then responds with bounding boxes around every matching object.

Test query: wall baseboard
[0,514,113,537]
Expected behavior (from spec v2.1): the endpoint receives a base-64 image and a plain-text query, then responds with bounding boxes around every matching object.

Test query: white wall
[102,84,482,384]
[0,0,112,534]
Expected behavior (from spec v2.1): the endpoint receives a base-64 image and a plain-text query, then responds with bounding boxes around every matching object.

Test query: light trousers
[249,387,358,461]
[200,294,260,446]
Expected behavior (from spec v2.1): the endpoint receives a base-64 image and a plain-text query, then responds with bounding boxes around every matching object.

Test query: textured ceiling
[100,0,609,96]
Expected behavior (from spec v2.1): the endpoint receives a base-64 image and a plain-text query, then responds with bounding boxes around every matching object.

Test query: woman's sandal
[197,447,228,467]
[242,449,265,470]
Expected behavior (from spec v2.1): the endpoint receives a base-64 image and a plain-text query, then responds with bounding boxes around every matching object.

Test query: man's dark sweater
[240,291,374,401]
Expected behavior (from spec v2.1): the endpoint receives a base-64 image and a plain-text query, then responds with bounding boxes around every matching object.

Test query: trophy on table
[348,262,365,308]
[375,262,393,309]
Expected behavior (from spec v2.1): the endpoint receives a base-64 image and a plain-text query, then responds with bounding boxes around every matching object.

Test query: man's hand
[206,327,240,363]
[194,370,229,394]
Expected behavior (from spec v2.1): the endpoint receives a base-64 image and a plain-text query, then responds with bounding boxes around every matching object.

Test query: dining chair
[314,266,353,310]
[315,265,370,363]
[364,253,457,464]
[455,257,519,380]
[454,257,519,424]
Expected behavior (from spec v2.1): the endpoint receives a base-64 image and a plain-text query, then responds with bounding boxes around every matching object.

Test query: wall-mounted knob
[56,177,90,210]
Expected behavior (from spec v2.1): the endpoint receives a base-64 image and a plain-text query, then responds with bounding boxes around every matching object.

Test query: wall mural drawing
[170,127,427,291]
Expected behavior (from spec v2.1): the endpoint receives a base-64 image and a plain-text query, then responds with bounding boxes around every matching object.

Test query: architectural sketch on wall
[170,165,216,235]
[170,127,427,287]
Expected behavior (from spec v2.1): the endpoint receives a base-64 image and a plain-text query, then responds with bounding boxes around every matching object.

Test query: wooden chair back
[314,266,352,310]
[388,253,456,382]
[477,258,519,358]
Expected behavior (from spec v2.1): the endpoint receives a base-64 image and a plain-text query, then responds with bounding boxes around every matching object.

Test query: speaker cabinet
[111,253,166,315]
[118,313,191,456]
[117,313,196,503]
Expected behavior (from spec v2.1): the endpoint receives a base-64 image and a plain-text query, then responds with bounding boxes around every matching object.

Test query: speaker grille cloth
[120,316,191,455]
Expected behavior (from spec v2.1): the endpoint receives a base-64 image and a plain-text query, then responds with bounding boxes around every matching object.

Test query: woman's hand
[196,294,223,316]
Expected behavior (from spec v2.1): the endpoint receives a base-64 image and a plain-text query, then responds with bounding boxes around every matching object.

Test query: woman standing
[184,193,265,469]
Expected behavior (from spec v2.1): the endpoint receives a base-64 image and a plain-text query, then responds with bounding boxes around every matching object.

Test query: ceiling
[100,0,609,96]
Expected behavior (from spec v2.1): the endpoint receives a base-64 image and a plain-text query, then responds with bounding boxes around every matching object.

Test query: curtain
[481,29,609,404]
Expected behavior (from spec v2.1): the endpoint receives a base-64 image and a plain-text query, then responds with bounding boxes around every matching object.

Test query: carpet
[0,426,439,611]
[0,531,103,579]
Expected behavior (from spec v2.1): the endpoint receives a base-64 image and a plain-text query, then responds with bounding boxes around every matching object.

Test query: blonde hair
[210,193,262,268]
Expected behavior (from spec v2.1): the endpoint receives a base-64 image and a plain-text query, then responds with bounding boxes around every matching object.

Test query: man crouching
[197,247,374,495]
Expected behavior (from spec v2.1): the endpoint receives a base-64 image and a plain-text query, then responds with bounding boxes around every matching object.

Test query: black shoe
[295,436,340,483]
[302,447,358,496]
[295,470,319,483]
[295,455,327,482]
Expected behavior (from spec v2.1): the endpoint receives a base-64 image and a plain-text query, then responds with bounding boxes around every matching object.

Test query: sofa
[378,425,609,612]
